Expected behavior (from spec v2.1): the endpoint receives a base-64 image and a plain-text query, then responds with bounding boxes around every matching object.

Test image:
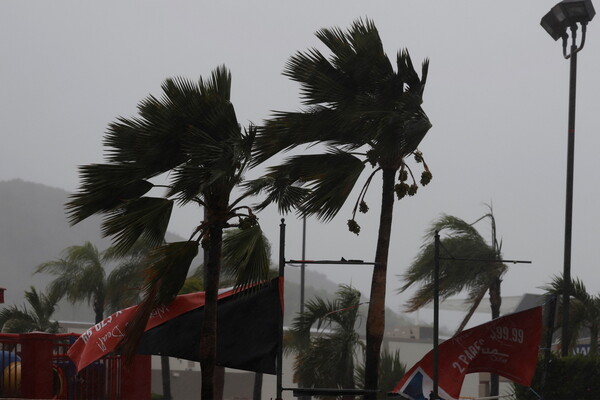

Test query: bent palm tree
[287,285,363,399]
[543,275,600,355]
[399,211,507,331]
[65,67,269,399]
[252,19,432,395]
[36,241,146,323]
[0,287,61,333]
[399,211,507,397]
[399,210,506,397]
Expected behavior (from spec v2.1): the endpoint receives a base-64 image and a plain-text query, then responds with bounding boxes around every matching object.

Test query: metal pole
[561,26,578,357]
[433,231,440,399]
[541,295,558,400]
[276,219,286,400]
[301,216,306,314]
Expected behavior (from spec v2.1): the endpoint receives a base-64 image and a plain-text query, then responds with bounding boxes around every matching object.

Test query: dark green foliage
[543,275,600,356]
[221,226,271,288]
[287,285,363,394]
[0,286,61,333]
[252,18,432,227]
[35,241,148,323]
[356,347,406,400]
[399,210,507,333]
[512,354,600,400]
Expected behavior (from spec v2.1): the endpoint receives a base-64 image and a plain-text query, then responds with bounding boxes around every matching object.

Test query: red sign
[392,306,543,400]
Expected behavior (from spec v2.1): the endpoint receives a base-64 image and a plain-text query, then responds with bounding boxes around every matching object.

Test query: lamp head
[541,0,595,41]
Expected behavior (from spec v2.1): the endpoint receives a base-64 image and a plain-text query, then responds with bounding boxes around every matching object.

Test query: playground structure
[0,332,149,399]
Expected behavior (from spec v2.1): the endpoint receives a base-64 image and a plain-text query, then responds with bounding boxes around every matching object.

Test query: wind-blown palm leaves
[399,211,507,333]
[65,66,269,399]
[0,287,61,333]
[35,241,146,323]
[286,285,364,397]
[251,19,432,394]
[543,275,600,356]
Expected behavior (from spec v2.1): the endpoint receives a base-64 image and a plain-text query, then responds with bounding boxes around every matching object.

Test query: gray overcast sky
[1,1,599,329]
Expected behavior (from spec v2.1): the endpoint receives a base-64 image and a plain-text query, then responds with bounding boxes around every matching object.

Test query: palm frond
[143,241,199,305]
[66,164,153,225]
[105,260,146,313]
[200,65,232,100]
[221,226,270,289]
[245,176,310,215]
[119,241,199,358]
[101,197,173,255]
[265,151,365,221]
[400,212,507,316]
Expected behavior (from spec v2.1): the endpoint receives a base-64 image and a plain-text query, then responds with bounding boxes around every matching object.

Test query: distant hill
[0,179,412,329]
[0,179,113,321]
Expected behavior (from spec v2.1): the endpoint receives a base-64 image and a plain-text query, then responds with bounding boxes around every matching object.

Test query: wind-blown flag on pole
[68,277,283,374]
[392,306,543,400]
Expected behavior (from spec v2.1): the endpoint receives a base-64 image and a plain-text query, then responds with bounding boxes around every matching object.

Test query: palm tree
[287,285,363,399]
[543,275,600,356]
[0,286,61,333]
[35,241,145,323]
[251,19,432,394]
[398,210,507,398]
[65,67,269,399]
[399,211,507,332]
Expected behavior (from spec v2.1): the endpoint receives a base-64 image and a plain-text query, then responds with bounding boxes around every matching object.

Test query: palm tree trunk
[454,290,487,335]
[364,168,396,399]
[252,372,263,400]
[489,277,502,397]
[200,222,224,399]
[93,296,104,324]
[161,355,172,400]
[589,324,598,356]
[214,366,224,400]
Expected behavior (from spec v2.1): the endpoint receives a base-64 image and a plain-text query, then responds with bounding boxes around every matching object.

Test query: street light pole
[561,23,578,357]
[433,232,440,399]
[540,0,595,356]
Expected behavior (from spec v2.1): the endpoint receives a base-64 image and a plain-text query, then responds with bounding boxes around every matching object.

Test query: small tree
[543,274,600,355]
[287,285,363,399]
[399,209,507,332]
[36,241,146,323]
[399,209,507,397]
[0,287,61,333]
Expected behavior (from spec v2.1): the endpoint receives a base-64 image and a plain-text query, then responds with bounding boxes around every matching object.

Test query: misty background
[1,1,599,330]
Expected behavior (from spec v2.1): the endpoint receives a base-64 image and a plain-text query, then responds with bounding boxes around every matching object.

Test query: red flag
[392,306,542,400]
[68,278,283,374]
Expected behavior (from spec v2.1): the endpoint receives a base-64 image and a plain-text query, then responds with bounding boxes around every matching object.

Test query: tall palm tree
[0,287,61,333]
[543,275,600,356]
[287,285,363,399]
[251,19,432,395]
[65,67,269,399]
[35,241,145,323]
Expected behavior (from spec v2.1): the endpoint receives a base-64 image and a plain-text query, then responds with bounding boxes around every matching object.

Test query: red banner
[68,278,283,373]
[392,306,543,400]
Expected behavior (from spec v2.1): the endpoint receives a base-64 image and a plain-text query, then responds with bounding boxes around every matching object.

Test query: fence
[0,333,150,400]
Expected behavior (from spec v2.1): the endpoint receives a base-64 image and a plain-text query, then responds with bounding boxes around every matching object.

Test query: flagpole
[433,231,440,399]
[276,219,286,400]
